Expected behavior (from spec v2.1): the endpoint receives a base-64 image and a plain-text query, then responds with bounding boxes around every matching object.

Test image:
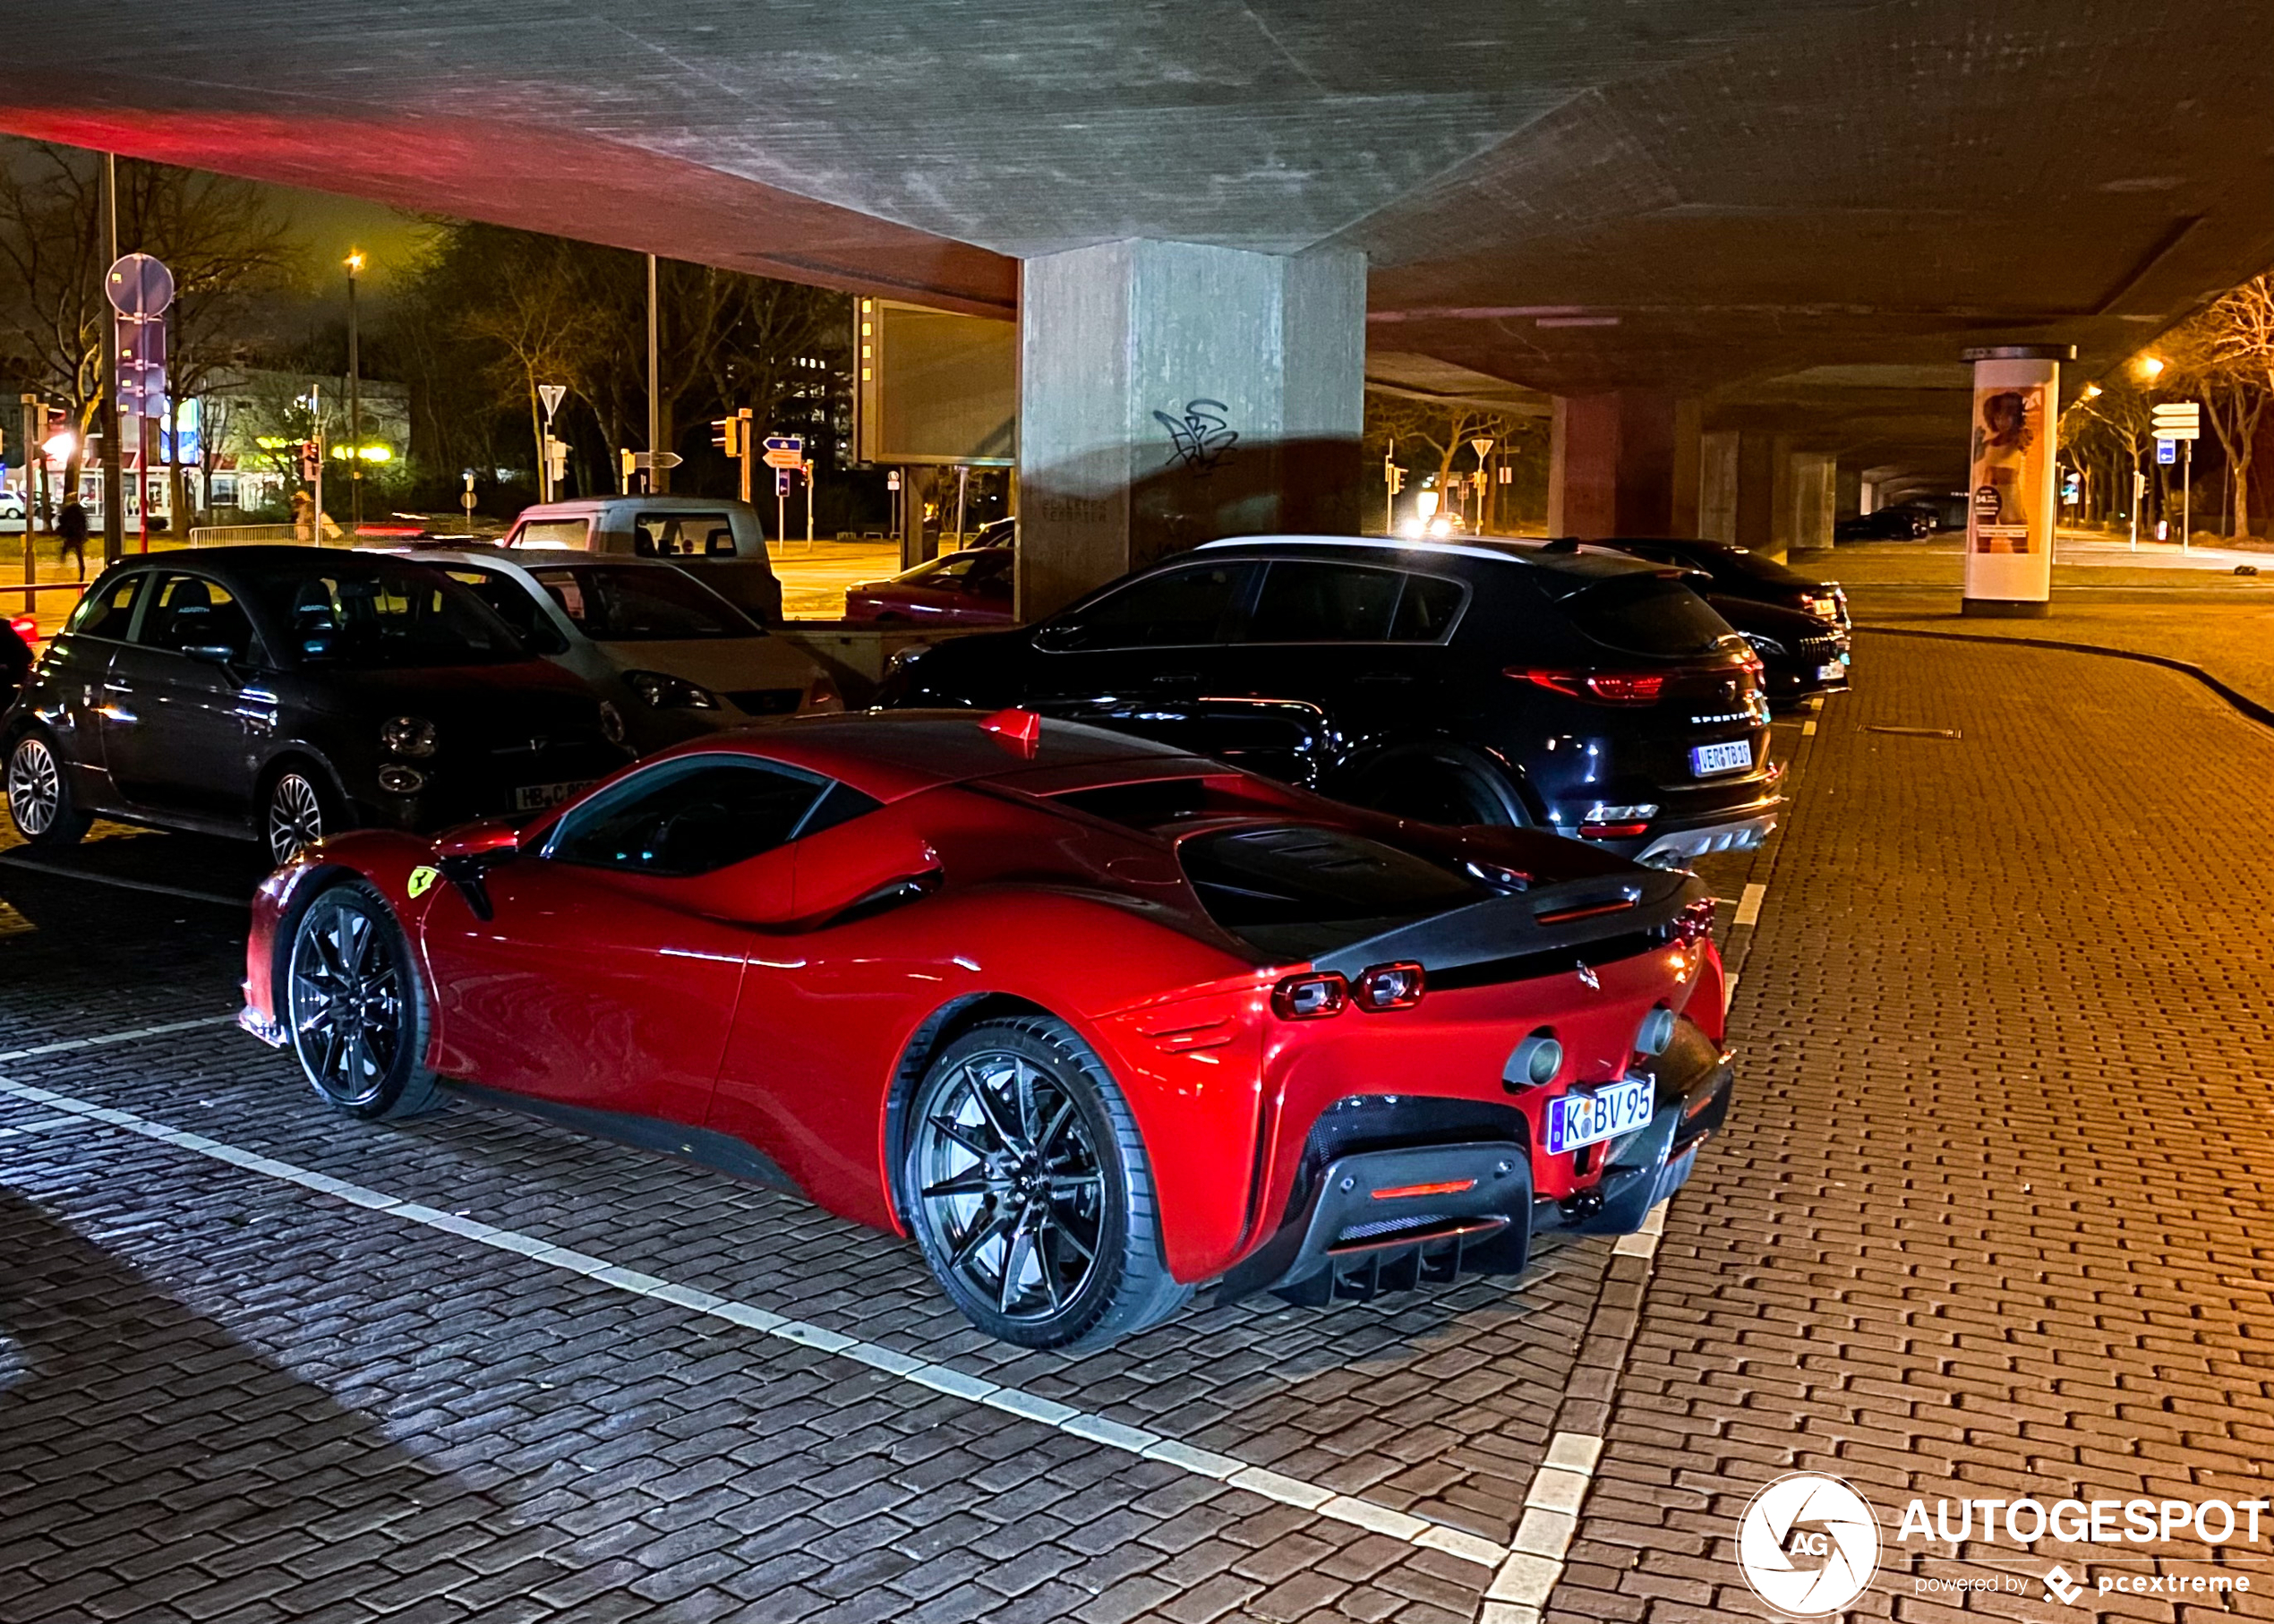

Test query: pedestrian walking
[56,499,89,579]
[291,488,315,544]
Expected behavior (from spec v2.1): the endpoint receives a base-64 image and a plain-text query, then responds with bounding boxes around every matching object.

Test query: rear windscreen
[1179,825,1483,960]
[1561,577,1739,658]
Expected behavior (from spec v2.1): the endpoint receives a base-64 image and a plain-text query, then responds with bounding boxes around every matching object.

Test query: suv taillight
[1517,669,1666,705]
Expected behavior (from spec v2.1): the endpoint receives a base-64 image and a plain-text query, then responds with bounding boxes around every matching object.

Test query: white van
[502,496,783,623]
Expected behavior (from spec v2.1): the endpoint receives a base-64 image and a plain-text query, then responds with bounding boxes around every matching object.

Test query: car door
[1022,560,1255,754]
[419,752,841,1126]
[98,570,265,818]
[46,571,148,803]
[1209,560,1465,783]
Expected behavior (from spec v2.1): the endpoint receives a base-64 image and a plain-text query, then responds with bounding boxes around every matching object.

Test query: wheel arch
[265,860,380,1028]
[880,990,1062,1232]
[1329,735,1543,825]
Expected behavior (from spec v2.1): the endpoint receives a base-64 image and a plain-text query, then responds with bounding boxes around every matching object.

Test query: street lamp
[345,249,364,531]
[2134,355,2165,381]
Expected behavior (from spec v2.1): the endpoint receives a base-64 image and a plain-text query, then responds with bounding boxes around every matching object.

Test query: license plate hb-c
[1690,739,1752,777]
[1545,1076,1656,1156]
[514,779,592,812]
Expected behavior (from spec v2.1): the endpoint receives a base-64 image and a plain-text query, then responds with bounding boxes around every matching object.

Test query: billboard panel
[856,299,1016,466]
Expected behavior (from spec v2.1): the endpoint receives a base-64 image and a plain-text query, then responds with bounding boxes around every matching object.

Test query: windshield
[1562,577,1740,659]
[527,564,759,640]
[252,562,528,667]
[1179,825,1485,959]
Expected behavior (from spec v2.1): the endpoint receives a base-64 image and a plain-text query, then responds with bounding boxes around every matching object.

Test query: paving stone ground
[8,628,2270,1624]
[1549,635,2274,1624]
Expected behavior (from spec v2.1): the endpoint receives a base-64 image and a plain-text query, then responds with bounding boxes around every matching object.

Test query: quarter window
[547,756,877,876]
[1389,574,1466,642]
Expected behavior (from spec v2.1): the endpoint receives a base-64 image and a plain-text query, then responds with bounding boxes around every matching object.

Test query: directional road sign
[2157,439,2177,465]
[2152,401,2201,441]
[630,450,682,471]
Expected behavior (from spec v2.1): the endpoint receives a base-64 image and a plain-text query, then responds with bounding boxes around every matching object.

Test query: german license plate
[1818,662,1844,680]
[514,779,592,812]
[1690,739,1752,777]
[1545,1077,1655,1156]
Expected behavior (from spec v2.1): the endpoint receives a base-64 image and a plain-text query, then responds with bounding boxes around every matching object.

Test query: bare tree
[2061,373,2156,531]
[1366,390,1542,532]
[0,144,298,524]
[2161,274,2274,536]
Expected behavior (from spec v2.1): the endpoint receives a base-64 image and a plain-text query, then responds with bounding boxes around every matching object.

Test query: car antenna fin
[979,707,1042,756]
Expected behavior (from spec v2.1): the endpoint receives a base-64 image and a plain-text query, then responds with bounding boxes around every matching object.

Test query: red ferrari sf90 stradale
[240,710,1734,1351]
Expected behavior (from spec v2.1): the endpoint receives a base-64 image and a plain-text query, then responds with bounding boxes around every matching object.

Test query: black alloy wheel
[4,732,91,847]
[286,882,440,1119]
[266,769,331,865]
[903,1016,1189,1351]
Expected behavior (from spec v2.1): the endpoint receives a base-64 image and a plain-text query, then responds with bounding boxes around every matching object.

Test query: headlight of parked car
[626,671,720,709]
[381,715,438,756]
[1745,635,1787,658]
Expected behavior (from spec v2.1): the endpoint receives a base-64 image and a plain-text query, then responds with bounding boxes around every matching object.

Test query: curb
[1854,625,2274,732]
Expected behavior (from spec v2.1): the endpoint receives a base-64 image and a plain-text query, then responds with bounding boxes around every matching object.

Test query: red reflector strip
[1577,823,1648,840]
[1370,1178,1477,1201]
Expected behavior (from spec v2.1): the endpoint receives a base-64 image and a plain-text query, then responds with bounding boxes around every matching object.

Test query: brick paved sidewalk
[1552,637,2274,1622]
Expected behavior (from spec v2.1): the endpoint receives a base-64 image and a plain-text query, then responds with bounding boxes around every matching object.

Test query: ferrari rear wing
[1308,866,1708,986]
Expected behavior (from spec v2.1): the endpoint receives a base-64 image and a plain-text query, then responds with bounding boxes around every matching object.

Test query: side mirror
[434,817,521,861]
[1030,620,1080,653]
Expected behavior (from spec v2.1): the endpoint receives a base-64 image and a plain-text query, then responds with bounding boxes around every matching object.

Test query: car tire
[1338,746,1531,829]
[264,765,338,866]
[5,731,92,847]
[285,880,441,1120]
[901,1015,1191,1352]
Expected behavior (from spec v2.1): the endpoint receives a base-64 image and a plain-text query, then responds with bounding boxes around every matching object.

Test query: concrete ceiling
[5,0,2270,488]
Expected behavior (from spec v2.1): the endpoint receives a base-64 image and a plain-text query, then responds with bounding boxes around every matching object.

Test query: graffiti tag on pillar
[1155,399,1239,475]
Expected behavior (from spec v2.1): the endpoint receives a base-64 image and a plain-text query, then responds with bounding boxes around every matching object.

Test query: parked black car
[1706,595,1850,708]
[3,548,628,863]
[1834,508,1931,541]
[881,535,1782,867]
[1597,537,1850,629]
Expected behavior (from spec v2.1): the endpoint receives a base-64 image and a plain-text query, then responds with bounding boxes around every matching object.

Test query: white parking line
[1483,1429,1607,1623]
[0,1064,1512,1573]
[1732,882,1767,927]
[0,853,244,907]
[0,1013,236,1065]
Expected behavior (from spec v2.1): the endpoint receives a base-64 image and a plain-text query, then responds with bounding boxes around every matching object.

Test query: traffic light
[1384,459,1406,495]
[297,440,320,483]
[544,435,569,485]
[712,415,745,457]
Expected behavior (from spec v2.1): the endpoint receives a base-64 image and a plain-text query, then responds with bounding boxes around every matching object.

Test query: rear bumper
[1634,811,1778,868]
[1217,1042,1735,1307]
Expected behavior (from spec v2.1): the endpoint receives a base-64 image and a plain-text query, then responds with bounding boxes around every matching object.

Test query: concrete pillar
[1546,389,1700,539]
[1017,240,1364,619]
[1782,451,1835,553]
[1706,431,1782,553]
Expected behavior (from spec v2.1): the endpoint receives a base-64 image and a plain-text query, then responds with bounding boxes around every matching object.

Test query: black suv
[4,548,628,864]
[1599,536,1850,628]
[881,536,1781,866]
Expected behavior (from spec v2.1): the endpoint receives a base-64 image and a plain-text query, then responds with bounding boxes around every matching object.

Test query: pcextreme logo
[1737,1473,1883,1617]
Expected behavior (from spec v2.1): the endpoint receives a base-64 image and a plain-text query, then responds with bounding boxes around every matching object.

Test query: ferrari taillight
[1517,669,1666,705]
[1271,971,1347,1020]
[1352,962,1425,1011]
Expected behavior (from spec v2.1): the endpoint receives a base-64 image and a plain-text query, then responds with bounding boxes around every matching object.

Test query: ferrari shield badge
[407,865,440,900]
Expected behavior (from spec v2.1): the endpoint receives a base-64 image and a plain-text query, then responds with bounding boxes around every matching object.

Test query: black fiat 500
[3,548,627,863]
[882,535,1781,866]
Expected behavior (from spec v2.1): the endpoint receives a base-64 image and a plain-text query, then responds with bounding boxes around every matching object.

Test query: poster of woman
[1968,383,2045,554]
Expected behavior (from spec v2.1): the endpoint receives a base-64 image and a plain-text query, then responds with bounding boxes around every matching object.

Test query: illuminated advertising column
[1960,344,2073,618]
